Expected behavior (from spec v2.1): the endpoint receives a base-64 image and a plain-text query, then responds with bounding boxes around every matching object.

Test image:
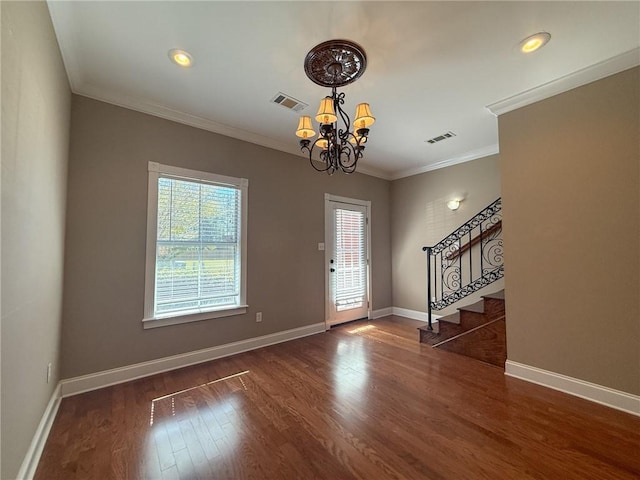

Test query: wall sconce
[447,199,462,211]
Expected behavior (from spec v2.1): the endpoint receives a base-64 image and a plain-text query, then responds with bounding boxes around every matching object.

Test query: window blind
[154,176,241,317]
[334,208,366,311]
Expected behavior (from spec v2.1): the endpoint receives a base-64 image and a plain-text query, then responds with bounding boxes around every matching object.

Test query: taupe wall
[500,67,639,395]
[390,156,502,315]
[1,2,71,478]
[61,96,391,378]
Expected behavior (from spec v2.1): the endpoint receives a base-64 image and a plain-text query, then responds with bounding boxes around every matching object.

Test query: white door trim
[324,194,372,329]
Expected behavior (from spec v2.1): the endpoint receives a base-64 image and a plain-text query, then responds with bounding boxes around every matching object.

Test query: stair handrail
[422,198,503,330]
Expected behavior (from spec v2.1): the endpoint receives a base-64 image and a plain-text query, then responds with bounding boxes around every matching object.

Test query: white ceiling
[47,1,640,179]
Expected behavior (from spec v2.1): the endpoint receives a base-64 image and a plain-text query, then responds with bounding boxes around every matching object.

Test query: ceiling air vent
[271,92,308,112]
[426,131,457,144]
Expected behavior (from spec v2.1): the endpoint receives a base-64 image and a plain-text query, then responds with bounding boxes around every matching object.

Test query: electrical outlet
[256,312,263,323]
[47,363,52,383]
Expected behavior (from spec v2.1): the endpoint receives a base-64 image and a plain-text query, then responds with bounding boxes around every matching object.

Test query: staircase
[420,198,505,367]
[418,290,506,367]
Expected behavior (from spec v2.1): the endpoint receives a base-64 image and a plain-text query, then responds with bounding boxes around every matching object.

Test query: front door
[325,195,370,327]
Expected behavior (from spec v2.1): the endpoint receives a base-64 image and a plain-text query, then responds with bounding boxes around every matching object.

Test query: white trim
[486,48,640,116]
[143,162,249,328]
[390,144,500,180]
[143,305,248,329]
[71,86,396,181]
[371,307,393,319]
[392,307,442,323]
[505,360,640,417]
[17,384,62,480]
[150,162,248,188]
[60,323,325,397]
[323,193,371,207]
[76,85,303,160]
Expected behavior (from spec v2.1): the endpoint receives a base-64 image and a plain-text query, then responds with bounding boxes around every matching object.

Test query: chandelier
[295,40,375,175]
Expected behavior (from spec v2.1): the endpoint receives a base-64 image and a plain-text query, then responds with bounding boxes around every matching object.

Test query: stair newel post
[425,246,434,331]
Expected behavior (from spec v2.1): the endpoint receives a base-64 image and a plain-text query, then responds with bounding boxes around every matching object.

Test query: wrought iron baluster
[434,251,438,306]
[480,222,484,275]
[458,239,462,292]
[439,255,445,298]
[423,197,503,312]
[469,229,473,283]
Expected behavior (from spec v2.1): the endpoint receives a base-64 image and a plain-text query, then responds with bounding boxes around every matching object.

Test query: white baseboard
[505,360,640,417]
[60,322,325,397]
[370,307,393,319]
[17,383,62,480]
[391,307,441,323]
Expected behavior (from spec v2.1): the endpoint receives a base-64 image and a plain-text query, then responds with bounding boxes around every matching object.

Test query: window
[143,162,248,328]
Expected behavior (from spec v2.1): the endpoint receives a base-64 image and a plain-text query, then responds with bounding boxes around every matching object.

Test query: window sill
[142,305,248,329]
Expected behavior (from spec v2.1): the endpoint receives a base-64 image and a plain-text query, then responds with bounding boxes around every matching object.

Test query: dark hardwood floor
[36,316,640,479]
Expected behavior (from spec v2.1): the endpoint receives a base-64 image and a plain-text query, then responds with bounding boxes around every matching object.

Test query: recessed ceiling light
[519,32,551,54]
[168,49,193,67]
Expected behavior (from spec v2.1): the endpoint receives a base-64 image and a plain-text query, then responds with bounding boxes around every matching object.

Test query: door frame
[324,193,372,330]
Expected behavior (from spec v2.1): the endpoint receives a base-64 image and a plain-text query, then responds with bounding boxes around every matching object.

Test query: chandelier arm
[339,146,358,174]
[337,144,353,169]
[308,140,335,173]
[333,91,353,145]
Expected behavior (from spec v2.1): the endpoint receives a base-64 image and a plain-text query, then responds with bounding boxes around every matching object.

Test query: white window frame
[143,162,248,329]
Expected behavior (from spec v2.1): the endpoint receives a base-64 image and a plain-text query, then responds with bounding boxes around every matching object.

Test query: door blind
[334,208,366,311]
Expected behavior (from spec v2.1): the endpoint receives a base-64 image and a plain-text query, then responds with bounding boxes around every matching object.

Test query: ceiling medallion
[303,39,367,88]
[296,40,375,175]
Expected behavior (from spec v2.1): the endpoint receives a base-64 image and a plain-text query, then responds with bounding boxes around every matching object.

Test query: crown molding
[486,47,640,116]
[77,85,303,154]
[390,144,500,180]
[74,85,393,181]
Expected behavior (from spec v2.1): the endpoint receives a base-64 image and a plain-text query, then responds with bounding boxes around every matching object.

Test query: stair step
[419,290,506,347]
[457,300,485,314]
[482,289,505,300]
[482,290,506,318]
[437,312,460,325]
[436,318,506,367]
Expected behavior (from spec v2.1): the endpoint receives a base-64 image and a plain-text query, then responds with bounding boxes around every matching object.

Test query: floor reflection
[145,371,248,478]
[347,323,377,335]
[149,370,249,426]
[333,331,370,416]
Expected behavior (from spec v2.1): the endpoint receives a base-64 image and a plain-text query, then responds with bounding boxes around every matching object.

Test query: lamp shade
[315,138,329,150]
[315,97,337,124]
[354,103,375,129]
[296,116,316,139]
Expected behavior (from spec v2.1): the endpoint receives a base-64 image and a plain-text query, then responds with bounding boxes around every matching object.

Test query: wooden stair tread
[437,312,460,325]
[457,300,485,314]
[482,290,505,300]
